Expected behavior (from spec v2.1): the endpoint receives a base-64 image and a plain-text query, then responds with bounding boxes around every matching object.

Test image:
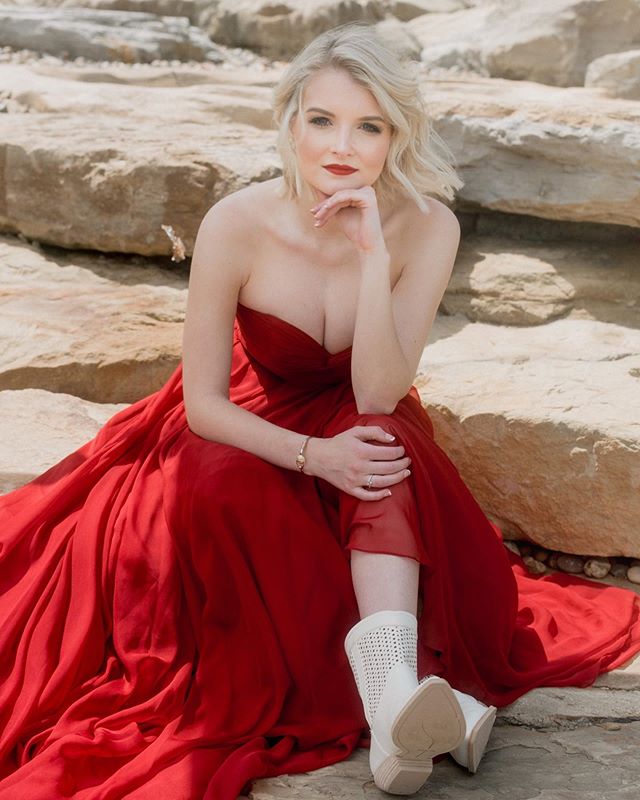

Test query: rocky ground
[1,1,639,797]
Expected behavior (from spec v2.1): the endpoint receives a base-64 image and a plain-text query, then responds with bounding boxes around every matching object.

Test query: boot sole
[452,704,497,773]
[371,676,466,795]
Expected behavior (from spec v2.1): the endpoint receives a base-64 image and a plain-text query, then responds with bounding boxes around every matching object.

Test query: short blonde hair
[271,21,464,214]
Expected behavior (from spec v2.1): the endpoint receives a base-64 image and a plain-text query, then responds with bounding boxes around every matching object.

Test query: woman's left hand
[310,185,387,255]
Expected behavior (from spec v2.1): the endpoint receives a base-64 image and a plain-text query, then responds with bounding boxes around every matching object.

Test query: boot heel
[371,731,434,795]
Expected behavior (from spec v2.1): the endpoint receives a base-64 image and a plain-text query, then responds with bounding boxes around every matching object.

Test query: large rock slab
[445,233,640,328]
[0,388,128,495]
[248,720,640,798]
[0,5,224,63]
[415,315,640,558]
[0,235,187,402]
[204,0,390,60]
[410,0,640,87]
[585,48,640,100]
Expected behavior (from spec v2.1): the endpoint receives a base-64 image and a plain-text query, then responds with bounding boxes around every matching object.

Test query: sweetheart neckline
[236,301,353,358]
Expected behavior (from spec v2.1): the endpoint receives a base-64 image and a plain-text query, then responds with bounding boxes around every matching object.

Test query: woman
[0,21,639,800]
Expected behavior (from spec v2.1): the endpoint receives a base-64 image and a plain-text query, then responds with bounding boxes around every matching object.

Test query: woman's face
[290,67,393,202]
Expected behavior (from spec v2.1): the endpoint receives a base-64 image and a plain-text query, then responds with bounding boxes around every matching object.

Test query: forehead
[301,68,381,111]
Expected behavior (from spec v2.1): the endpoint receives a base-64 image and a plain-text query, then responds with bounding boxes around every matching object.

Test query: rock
[585,49,640,100]
[518,543,532,556]
[503,540,520,555]
[204,0,389,60]
[0,388,128,495]
[533,548,549,562]
[443,233,640,328]
[0,70,282,255]
[420,75,640,228]
[583,557,612,579]
[627,566,640,585]
[547,553,559,569]
[409,0,640,87]
[523,556,546,575]
[0,6,224,64]
[415,315,640,559]
[557,555,585,574]
[611,562,629,578]
[0,235,187,402]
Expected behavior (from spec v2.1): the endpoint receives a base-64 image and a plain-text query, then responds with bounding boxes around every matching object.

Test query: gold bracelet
[295,435,312,473]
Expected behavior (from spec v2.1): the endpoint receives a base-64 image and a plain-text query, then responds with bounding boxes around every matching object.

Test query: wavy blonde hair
[271,21,464,214]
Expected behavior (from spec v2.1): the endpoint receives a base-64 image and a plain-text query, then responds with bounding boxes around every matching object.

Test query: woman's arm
[181,195,316,474]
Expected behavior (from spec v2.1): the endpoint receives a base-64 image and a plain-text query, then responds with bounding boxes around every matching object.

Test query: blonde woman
[1,20,639,800]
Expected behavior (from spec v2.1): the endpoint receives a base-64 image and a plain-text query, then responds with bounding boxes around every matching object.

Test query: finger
[363,442,406,460]
[364,456,411,475]
[352,426,397,443]
[351,486,393,501]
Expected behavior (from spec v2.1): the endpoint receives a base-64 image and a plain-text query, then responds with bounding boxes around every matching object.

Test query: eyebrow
[305,106,386,123]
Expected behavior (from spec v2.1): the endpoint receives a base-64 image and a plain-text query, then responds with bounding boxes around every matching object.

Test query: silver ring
[366,474,374,490]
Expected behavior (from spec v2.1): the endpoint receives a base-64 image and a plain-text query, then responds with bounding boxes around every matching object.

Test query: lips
[323,165,357,175]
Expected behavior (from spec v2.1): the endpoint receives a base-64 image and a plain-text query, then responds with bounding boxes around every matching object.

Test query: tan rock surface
[0,235,187,402]
[415,314,640,558]
[409,0,640,87]
[445,233,640,327]
[0,5,223,63]
[585,48,640,100]
[0,388,128,495]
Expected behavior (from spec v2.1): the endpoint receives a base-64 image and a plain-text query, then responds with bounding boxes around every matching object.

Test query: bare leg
[350,550,420,618]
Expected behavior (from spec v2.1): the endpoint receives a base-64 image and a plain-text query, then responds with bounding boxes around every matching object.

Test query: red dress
[1,301,639,799]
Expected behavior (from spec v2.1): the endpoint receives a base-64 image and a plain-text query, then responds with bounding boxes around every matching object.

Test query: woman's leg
[350,550,420,618]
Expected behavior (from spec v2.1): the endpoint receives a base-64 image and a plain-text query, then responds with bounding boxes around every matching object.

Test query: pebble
[627,566,640,585]
[519,543,533,557]
[557,554,585,574]
[547,552,559,569]
[523,556,546,575]
[503,540,521,555]
[533,548,549,563]
[610,562,628,578]
[583,557,611,579]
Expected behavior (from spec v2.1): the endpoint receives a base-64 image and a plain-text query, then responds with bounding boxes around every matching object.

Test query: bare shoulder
[397,196,460,271]
[196,181,274,280]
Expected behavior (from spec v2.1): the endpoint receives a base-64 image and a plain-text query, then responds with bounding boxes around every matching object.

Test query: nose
[330,126,354,157]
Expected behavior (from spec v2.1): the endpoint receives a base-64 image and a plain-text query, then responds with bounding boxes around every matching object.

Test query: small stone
[610,562,628,578]
[503,540,521,555]
[533,548,549,563]
[583,557,611,579]
[600,722,622,731]
[627,566,640,584]
[557,554,585,574]
[523,556,546,575]
[547,552,559,569]
[519,543,533,557]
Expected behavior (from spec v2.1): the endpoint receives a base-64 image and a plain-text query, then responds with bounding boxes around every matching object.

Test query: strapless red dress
[1,301,639,799]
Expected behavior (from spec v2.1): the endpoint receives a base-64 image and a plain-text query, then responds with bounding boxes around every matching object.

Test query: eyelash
[308,116,382,134]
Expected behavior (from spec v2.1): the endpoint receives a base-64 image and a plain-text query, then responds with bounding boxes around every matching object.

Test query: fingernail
[386,490,392,496]
[386,434,395,440]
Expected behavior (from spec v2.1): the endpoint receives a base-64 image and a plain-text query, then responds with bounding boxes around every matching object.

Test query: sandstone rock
[0,388,128,495]
[585,49,640,100]
[0,235,187,402]
[415,314,640,558]
[0,110,281,256]
[204,0,390,60]
[503,540,520,555]
[0,6,224,64]
[583,557,612,579]
[421,76,640,228]
[523,555,546,575]
[557,554,585,574]
[628,566,640,584]
[409,0,640,87]
[443,233,640,328]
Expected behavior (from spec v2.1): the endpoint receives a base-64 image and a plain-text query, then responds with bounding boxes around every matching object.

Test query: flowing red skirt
[1,303,639,799]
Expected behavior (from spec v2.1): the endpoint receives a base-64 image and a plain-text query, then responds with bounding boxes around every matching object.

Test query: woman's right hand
[304,427,412,500]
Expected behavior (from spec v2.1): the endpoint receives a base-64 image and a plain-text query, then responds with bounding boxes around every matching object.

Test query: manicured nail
[386,433,395,440]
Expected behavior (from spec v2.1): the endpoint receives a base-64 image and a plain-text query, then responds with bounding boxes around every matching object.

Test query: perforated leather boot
[419,678,497,773]
[344,609,465,795]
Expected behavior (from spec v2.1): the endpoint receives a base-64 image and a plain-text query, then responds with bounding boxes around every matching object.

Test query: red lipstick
[323,164,357,175]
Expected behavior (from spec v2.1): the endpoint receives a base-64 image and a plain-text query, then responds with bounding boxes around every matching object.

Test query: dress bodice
[234,302,353,388]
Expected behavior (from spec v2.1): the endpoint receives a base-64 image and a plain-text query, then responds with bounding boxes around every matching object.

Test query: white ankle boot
[344,610,466,795]
[419,678,497,773]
